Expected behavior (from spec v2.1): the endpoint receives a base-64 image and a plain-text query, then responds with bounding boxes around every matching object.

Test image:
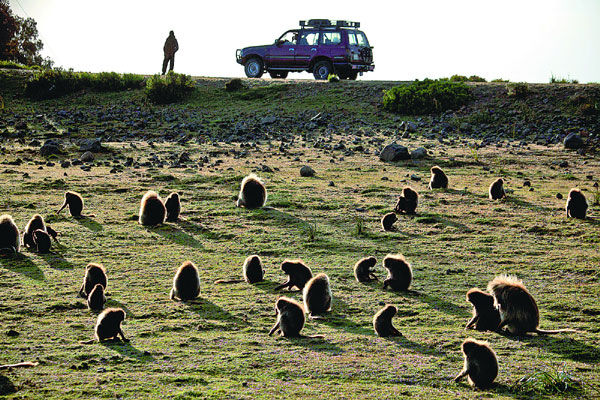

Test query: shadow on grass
[248,279,283,293]
[100,340,155,362]
[501,333,600,364]
[0,253,44,280]
[384,335,448,357]
[150,224,203,249]
[74,216,103,232]
[413,212,473,232]
[177,220,235,241]
[107,299,136,319]
[40,250,75,270]
[402,291,470,318]
[186,297,245,326]
[245,207,305,226]
[312,297,374,337]
[278,334,344,354]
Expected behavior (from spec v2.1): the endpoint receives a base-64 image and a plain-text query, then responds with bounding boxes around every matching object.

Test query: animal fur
[454,338,498,389]
[373,304,402,337]
[79,263,107,299]
[237,173,267,209]
[170,261,200,301]
[394,187,418,215]
[164,192,181,222]
[354,256,378,282]
[382,254,412,291]
[565,188,588,219]
[275,259,313,291]
[488,178,506,200]
[303,273,332,317]
[429,166,448,189]
[0,214,20,254]
[269,296,305,337]
[381,212,398,231]
[139,190,166,226]
[465,288,501,332]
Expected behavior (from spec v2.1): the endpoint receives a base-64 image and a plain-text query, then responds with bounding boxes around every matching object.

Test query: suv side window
[297,32,319,46]
[348,32,368,47]
[320,32,341,45]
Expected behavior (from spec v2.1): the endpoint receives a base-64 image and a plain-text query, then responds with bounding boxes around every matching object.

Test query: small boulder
[225,78,244,91]
[411,147,428,159]
[40,140,63,156]
[379,143,410,162]
[300,165,315,177]
[563,133,584,150]
[80,151,94,162]
[79,138,104,153]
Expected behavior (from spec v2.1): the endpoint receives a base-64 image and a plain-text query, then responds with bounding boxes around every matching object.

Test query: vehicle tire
[337,70,349,80]
[269,71,288,79]
[244,58,264,78]
[347,71,358,80]
[313,60,332,80]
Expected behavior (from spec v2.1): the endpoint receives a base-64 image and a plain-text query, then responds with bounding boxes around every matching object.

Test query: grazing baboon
[236,173,267,209]
[0,214,20,254]
[429,166,448,189]
[23,214,46,249]
[354,256,378,282]
[32,229,52,253]
[381,212,398,231]
[138,190,166,226]
[243,254,265,284]
[269,296,305,337]
[487,275,576,335]
[170,261,200,301]
[488,178,506,200]
[394,187,418,215]
[87,283,106,310]
[95,308,127,341]
[373,304,402,337]
[164,192,181,222]
[382,254,412,291]
[565,188,588,219]
[465,288,501,332]
[454,338,498,389]
[79,263,107,299]
[275,259,313,291]
[303,273,332,317]
[57,191,88,217]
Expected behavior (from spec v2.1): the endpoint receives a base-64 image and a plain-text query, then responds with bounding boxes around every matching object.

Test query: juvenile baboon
[170,261,200,301]
[87,283,106,311]
[57,191,89,218]
[275,259,313,291]
[79,263,107,299]
[94,308,127,341]
[488,178,506,200]
[465,288,501,332]
[381,212,398,231]
[487,275,576,335]
[0,214,20,254]
[565,188,588,219]
[269,296,305,337]
[354,256,378,282]
[382,254,412,291]
[243,254,265,284]
[394,187,418,215]
[22,214,46,249]
[32,229,52,253]
[454,338,498,389]
[373,304,402,337]
[303,273,332,317]
[164,192,181,222]
[138,190,166,226]
[429,166,449,189]
[236,173,267,209]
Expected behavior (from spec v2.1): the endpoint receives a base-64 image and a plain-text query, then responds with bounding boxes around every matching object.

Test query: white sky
[8,0,600,83]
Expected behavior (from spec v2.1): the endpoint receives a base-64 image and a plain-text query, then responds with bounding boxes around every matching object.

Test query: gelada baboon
[57,191,88,218]
[565,188,588,219]
[23,214,46,249]
[0,214,20,254]
[164,192,181,222]
[394,187,418,215]
[488,178,506,200]
[170,261,200,301]
[454,338,498,389]
[373,304,402,337]
[465,288,501,332]
[429,166,448,189]
[487,275,576,335]
[94,308,127,341]
[79,263,107,299]
[303,273,332,317]
[139,190,166,226]
[382,254,412,291]
[87,283,106,311]
[354,256,378,283]
[275,259,313,291]
[381,212,398,231]
[236,173,267,209]
[243,254,265,284]
[32,229,52,253]
[269,296,305,337]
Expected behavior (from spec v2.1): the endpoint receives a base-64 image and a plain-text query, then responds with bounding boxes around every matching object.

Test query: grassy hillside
[0,71,599,399]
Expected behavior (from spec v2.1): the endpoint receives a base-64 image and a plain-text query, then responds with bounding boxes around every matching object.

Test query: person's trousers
[162,55,175,74]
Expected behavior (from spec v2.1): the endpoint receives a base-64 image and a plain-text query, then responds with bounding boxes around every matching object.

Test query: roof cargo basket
[299,19,360,29]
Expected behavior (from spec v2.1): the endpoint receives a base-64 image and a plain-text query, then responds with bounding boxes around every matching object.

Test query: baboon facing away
[303,273,332,317]
[565,188,588,219]
[139,190,166,226]
[429,166,448,189]
[488,178,506,200]
[269,296,305,337]
[465,288,501,332]
[164,192,181,222]
[0,214,20,254]
[243,255,265,284]
[79,263,107,299]
[382,254,412,291]
[237,174,267,209]
[170,261,201,301]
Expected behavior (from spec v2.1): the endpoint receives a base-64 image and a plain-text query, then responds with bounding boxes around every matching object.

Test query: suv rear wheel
[269,71,288,79]
[244,58,264,78]
[313,60,332,80]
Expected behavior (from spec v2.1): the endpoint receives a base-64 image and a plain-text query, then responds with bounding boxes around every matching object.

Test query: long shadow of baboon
[0,253,45,280]
[100,340,155,362]
[74,216,104,232]
[149,225,203,249]
[500,332,600,364]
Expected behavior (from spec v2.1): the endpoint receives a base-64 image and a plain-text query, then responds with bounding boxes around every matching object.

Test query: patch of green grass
[514,365,585,396]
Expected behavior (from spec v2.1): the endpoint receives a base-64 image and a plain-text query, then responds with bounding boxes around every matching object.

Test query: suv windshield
[347,31,369,47]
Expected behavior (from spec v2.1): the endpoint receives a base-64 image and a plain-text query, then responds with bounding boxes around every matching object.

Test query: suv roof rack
[299,19,360,29]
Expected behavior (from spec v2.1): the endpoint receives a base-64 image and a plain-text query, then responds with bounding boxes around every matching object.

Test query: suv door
[320,31,345,65]
[294,30,320,68]
[267,30,298,67]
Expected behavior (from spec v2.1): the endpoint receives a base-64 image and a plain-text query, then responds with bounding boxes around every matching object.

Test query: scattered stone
[15,121,28,131]
[40,140,62,156]
[6,329,19,337]
[328,181,335,187]
[61,160,71,168]
[559,161,569,168]
[79,138,104,153]
[80,151,94,162]
[523,180,531,187]
[225,78,244,91]
[0,375,16,395]
[563,133,584,150]
[261,115,277,125]
[179,152,191,163]
[261,164,273,173]
[410,174,421,181]
[379,143,410,162]
[29,139,41,147]
[399,120,417,133]
[411,147,427,159]
[300,165,315,177]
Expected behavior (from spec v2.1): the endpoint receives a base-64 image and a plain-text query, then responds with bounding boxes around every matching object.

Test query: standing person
[162,31,179,75]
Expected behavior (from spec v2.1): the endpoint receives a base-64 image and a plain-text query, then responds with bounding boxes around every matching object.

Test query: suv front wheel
[313,60,332,80]
[244,58,264,78]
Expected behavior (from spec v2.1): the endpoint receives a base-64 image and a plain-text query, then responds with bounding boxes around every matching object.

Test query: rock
[556,193,563,199]
[523,180,531,187]
[399,120,418,133]
[40,140,62,156]
[261,115,277,125]
[29,139,41,147]
[61,161,71,168]
[328,181,335,187]
[79,138,104,153]
[15,121,28,131]
[300,165,315,177]
[563,133,584,149]
[225,78,244,91]
[559,161,569,168]
[0,375,16,395]
[379,143,410,162]
[410,174,421,181]
[179,152,191,163]
[6,329,19,337]
[411,147,427,159]
[261,164,273,173]
[80,151,94,162]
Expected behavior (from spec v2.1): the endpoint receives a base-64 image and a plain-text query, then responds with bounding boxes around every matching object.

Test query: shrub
[449,75,486,82]
[383,79,471,115]
[0,60,42,70]
[550,74,579,84]
[514,366,584,396]
[506,82,530,99]
[144,72,195,104]
[327,73,340,83]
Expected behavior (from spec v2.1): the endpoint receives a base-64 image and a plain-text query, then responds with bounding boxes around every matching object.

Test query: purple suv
[236,19,374,80]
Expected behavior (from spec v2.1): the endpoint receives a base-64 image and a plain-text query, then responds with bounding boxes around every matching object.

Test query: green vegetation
[550,74,579,84]
[514,365,585,396]
[449,74,486,82]
[0,60,42,70]
[144,72,195,104]
[506,82,530,99]
[383,79,471,115]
